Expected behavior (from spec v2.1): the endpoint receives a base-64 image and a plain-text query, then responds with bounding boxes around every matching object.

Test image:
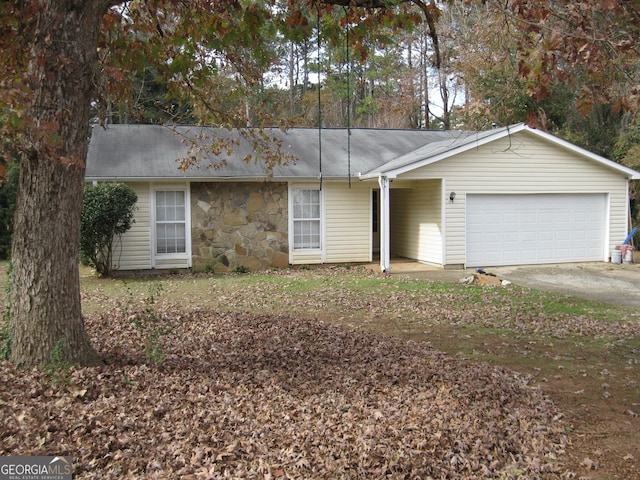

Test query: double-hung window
[292,188,321,249]
[155,190,186,255]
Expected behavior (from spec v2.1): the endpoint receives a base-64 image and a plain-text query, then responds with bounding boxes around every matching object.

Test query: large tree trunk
[9,1,116,367]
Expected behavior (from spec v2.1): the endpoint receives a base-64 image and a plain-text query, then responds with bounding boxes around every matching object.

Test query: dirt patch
[424,329,640,480]
[327,322,638,480]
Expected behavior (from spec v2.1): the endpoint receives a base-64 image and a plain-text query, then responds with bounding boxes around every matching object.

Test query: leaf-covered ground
[2,265,639,479]
[2,309,567,479]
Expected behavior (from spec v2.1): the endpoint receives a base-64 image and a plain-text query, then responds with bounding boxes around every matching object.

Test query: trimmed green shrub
[81,182,137,276]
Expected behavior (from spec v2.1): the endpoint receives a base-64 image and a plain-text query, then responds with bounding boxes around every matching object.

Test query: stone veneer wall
[191,182,289,272]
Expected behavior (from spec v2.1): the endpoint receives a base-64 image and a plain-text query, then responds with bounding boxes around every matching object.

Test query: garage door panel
[503,253,520,264]
[503,232,520,242]
[466,194,606,267]
[538,249,555,262]
[503,212,519,223]
[538,212,555,223]
[485,232,505,243]
[539,231,554,242]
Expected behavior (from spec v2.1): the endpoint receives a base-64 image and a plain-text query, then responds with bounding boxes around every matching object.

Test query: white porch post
[378,175,390,272]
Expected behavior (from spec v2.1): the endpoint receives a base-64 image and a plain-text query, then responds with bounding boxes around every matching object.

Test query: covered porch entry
[373,178,445,272]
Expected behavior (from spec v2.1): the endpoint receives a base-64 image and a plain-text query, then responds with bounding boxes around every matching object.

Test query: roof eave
[358,171,382,180]
[84,175,356,183]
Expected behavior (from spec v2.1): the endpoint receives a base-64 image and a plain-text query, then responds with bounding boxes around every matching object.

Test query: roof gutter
[358,171,395,181]
[84,175,342,183]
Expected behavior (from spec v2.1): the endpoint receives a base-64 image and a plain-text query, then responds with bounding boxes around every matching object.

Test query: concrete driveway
[386,261,640,309]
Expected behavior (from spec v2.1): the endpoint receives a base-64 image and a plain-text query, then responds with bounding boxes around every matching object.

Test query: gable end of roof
[362,124,640,180]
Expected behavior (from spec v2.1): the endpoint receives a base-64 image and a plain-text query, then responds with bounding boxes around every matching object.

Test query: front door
[372,189,380,254]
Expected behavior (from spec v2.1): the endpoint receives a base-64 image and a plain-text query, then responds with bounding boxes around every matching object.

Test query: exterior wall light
[449,191,456,203]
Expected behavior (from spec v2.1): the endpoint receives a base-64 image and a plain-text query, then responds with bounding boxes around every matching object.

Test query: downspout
[627,177,631,233]
[378,175,390,272]
[441,179,447,267]
[149,182,156,269]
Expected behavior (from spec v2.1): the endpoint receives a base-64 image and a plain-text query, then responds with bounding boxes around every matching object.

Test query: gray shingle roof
[362,128,501,175]
[85,124,467,181]
[86,123,640,181]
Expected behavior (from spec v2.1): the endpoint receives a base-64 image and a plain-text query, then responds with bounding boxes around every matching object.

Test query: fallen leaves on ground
[155,267,640,341]
[1,308,568,479]
[78,267,640,347]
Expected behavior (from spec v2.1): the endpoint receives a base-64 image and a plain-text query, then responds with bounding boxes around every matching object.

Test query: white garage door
[466,194,606,267]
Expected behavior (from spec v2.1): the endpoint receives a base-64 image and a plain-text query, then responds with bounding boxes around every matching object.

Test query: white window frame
[289,184,324,253]
[150,183,192,268]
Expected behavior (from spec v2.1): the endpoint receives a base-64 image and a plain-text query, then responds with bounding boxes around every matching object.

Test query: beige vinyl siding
[111,182,152,271]
[114,182,191,271]
[398,131,628,266]
[324,181,371,263]
[290,181,371,265]
[153,257,191,270]
[291,251,323,265]
[390,180,442,264]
